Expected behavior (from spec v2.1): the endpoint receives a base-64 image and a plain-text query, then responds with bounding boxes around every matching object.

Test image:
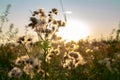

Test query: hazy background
[0,0,120,39]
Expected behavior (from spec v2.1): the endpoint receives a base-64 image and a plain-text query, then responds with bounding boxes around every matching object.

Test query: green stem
[43,48,48,80]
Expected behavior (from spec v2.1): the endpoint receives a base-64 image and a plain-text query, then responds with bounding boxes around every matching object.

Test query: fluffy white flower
[8,67,22,78]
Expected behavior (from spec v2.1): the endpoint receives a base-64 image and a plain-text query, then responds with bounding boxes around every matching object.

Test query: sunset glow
[57,20,91,42]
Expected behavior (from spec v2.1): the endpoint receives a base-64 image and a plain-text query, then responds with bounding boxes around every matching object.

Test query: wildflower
[38,8,44,14]
[48,13,52,17]
[23,64,33,75]
[61,21,66,26]
[41,12,46,17]
[54,11,58,15]
[50,48,60,56]
[28,8,66,40]
[15,57,23,65]
[26,57,41,68]
[38,14,46,20]
[49,11,52,14]
[37,69,44,74]
[34,20,47,33]
[70,52,86,65]
[54,49,60,55]
[27,37,32,41]
[8,67,22,78]
[52,8,58,15]
[53,20,58,25]
[48,18,53,23]
[37,69,49,78]
[23,64,34,79]
[69,52,78,59]
[32,11,39,16]
[17,36,25,44]
[46,53,52,63]
[62,51,86,69]
[16,35,33,45]
[57,20,66,27]
[33,58,41,69]
[28,17,38,28]
[62,58,75,70]
[52,8,57,12]
[45,29,52,34]
[15,55,29,65]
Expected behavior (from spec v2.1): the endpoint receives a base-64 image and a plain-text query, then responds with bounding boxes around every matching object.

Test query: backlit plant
[8,8,66,79]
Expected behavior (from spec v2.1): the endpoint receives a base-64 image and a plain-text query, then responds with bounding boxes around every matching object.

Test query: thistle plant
[8,8,66,79]
[28,8,66,41]
[28,8,66,79]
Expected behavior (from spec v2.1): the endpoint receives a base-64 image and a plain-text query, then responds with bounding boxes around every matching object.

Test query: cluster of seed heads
[28,8,66,40]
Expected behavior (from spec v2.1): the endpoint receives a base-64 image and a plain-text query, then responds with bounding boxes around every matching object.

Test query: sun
[56,19,91,42]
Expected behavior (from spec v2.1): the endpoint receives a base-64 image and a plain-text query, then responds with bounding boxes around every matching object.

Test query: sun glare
[57,20,91,42]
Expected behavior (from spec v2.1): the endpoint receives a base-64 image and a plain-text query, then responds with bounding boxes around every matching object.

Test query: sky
[0,0,120,39]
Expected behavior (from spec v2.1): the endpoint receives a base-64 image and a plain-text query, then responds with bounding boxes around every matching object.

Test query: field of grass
[0,35,120,80]
[0,6,120,80]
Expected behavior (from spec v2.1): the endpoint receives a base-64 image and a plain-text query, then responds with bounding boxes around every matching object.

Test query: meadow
[0,5,120,80]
